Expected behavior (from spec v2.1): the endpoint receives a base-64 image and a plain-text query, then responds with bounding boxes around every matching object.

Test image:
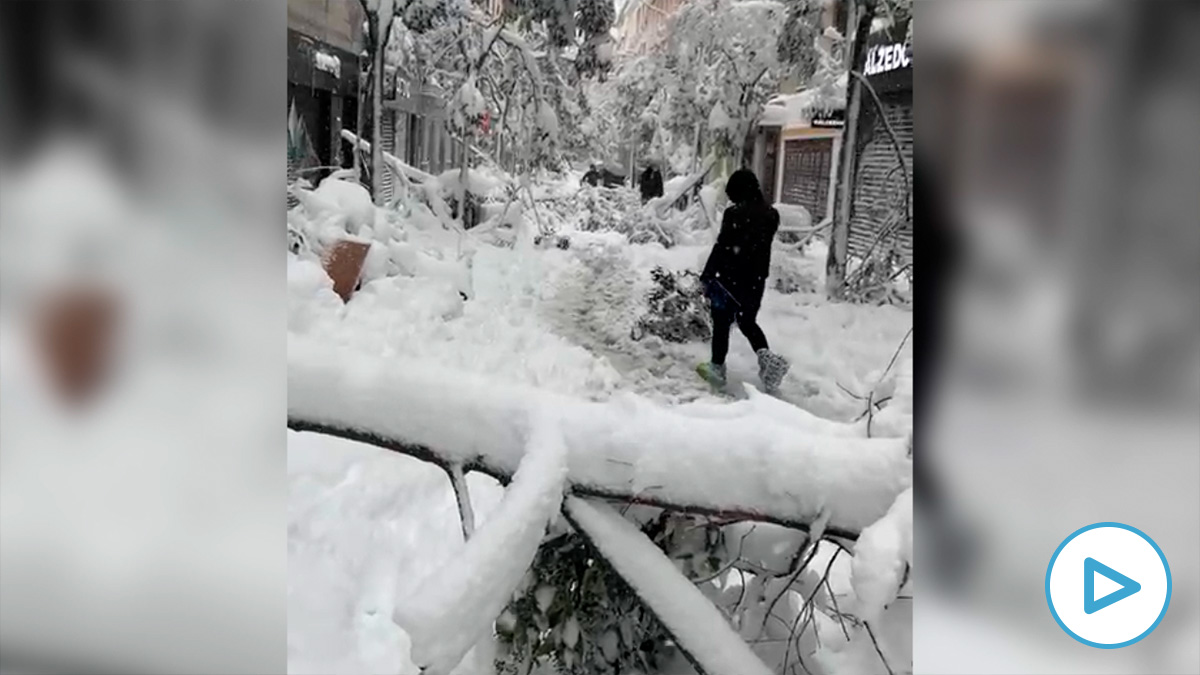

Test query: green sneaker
[697,361,727,390]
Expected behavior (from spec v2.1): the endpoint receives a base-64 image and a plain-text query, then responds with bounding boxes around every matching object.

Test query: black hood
[725,169,764,205]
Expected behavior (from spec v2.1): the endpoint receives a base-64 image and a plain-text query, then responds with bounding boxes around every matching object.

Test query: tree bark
[370,14,385,205]
[448,463,476,540]
[353,64,367,182]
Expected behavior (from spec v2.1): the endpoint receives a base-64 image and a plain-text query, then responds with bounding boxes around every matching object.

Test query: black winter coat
[639,167,664,201]
[701,200,780,311]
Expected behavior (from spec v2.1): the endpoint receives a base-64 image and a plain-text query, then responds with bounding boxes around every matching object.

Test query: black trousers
[711,303,768,365]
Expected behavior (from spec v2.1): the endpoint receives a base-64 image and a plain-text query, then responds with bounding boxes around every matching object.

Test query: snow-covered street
[291,229,909,415]
[287,175,912,673]
[287,0,913,672]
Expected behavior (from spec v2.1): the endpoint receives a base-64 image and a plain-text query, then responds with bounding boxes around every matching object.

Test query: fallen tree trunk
[289,418,870,540]
[288,338,911,540]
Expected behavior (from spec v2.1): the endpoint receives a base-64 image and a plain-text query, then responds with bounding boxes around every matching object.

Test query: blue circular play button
[1045,522,1172,648]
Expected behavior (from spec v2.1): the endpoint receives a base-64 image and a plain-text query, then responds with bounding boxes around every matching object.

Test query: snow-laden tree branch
[564,497,775,675]
[288,338,911,540]
[340,129,434,182]
[650,156,716,218]
[339,129,466,237]
[395,413,569,675]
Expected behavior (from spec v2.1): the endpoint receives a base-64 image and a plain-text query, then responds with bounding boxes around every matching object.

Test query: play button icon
[1084,557,1140,614]
[1046,523,1171,648]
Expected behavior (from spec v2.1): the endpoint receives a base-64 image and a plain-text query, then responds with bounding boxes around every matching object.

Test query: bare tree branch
[865,621,896,675]
[757,534,820,640]
[447,462,476,540]
[784,546,843,675]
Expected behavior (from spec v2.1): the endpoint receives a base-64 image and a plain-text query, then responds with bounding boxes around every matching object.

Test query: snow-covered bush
[772,255,820,295]
[564,182,711,249]
[495,528,675,675]
[631,267,711,344]
[496,511,722,675]
[575,186,641,234]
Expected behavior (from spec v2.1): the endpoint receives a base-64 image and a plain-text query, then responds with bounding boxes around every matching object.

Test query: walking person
[639,162,664,203]
[698,169,790,393]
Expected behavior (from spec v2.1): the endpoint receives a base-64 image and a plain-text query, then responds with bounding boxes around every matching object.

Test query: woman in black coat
[698,169,790,393]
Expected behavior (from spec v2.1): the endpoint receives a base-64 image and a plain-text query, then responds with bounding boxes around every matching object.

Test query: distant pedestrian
[582,163,601,187]
[639,163,664,203]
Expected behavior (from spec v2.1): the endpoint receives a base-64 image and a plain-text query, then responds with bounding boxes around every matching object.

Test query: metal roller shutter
[780,138,834,221]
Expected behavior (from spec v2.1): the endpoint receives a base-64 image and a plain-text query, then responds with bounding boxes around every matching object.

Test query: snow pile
[674,384,867,437]
[385,241,473,299]
[754,279,911,421]
[850,487,912,625]
[312,174,377,234]
[288,255,346,334]
[396,415,569,675]
[289,244,621,399]
[775,202,814,231]
[564,497,774,675]
[287,172,420,291]
[346,275,465,324]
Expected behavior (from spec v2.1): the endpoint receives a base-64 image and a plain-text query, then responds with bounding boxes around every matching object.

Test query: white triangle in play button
[1093,571,1122,600]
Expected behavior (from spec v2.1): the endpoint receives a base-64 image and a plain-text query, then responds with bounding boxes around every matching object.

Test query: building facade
[750,0,845,219]
[616,0,687,55]
[753,8,912,268]
[287,0,364,182]
[378,79,464,204]
[754,86,846,224]
[845,23,913,262]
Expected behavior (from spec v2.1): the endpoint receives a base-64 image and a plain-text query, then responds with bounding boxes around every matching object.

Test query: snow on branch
[340,129,434,184]
[395,413,569,675]
[339,129,461,233]
[287,338,911,539]
[851,487,912,626]
[563,497,774,675]
[650,157,716,218]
